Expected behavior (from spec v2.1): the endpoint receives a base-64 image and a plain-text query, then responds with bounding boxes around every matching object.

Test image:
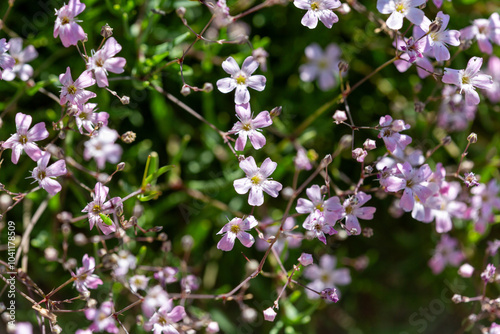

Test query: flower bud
[203,82,213,93]
[323,154,333,165]
[121,95,130,105]
[338,60,349,73]
[332,110,347,124]
[270,106,282,119]
[176,6,186,18]
[116,162,126,171]
[442,136,451,145]
[263,307,277,322]
[363,139,376,150]
[298,253,313,266]
[44,247,59,262]
[467,132,477,143]
[121,131,137,143]
[429,16,443,34]
[100,23,113,38]
[181,235,194,251]
[414,101,425,113]
[364,165,374,174]
[180,85,191,96]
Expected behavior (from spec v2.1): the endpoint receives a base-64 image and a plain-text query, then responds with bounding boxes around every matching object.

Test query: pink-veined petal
[259,158,277,178]
[248,186,264,206]
[216,77,236,93]
[237,231,255,248]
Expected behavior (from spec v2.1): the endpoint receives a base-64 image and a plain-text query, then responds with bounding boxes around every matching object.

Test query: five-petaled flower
[377,0,427,31]
[144,299,186,334]
[54,0,87,47]
[299,43,343,91]
[228,102,272,151]
[0,38,15,80]
[442,57,494,106]
[1,38,38,81]
[423,12,461,62]
[30,151,67,195]
[341,192,376,235]
[233,156,282,206]
[82,182,122,235]
[461,13,500,54]
[217,216,258,251]
[293,0,341,29]
[59,67,96,107]
[216,56,266,104]
[73,254,103,294]
[2,112,49,164]
[86,37,126,87]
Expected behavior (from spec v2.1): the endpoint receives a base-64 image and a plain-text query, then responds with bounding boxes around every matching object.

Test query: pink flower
[1,38,38,81]
[74,103,110,134]
[304,255,350,300]
[142,285,169,318]
[469,179,500,233]
[217,216,258,251]
[129,275,150,293]
[73,254,103,294]
[332,110,347,124]
[303,209,337,244]
[320,288,339,302]
[377,115,412,154]
[233,156,282,206]
[263,307,277,322]
[458,263,474,278]
[59,67,96,107]
[461,13,500,54]
[481,263,496,283]
[422,12,460,62]
[294,147,313,171]
[216,56,266,104]
[293,0,341,29]
[83,127,123,169]
[296,185,343,226]
[2,112,49,164]
[442,57,493,106]
[145,299,186,334]
[54,0,86,47]
[298,253,314,266]
[385,162,435,212]
[0,38,15,80]
[437,86,477,132]
[85,301,119,333]
[377,0,428,30]
[352,148,367,162]
[82,182,122,235]
[486,56,500,104]
[299,43,342,91]
[228,103,272,151]
[342,192,376,235]
[154,267,179,286]
[86,37,126,87]
[428,234,464,274]
[30,152,67,195]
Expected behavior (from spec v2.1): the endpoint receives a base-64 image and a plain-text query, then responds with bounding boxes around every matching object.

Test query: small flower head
[263,307,277,322]
[216,56,266,104]
[54,0,87,47]
[228,103,272,151]
[377,0,428,30]
[1,38,38,81]
[73,254,103,294]
[320,288,339,302]
[0,38,16,79]
[481,263,496,283]
[86,37,126,87]
[59,67,96,107]
[464,172,479,187]
[30,151,67,195]
[300,43,343,91]
[82,182,122,235]
[293,0,341,29]
[298,253,314,266]
[217,216,258,251]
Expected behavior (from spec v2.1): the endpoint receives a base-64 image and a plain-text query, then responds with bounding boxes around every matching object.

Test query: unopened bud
[100,23,113,38]
[338,60,349,73]
[442,136,451,145]
[74,233,87,246]
[44,247,59,262]
[333,110,347,124]
[320,185,329,195]
[116,162,126,171]
[362,227,373,238]
[339,135,352,149]
[180,85,191,96]
[323,154,333,165]
[414,101,425,113]
[364,165,374,174]
[270,106,282,118]
[121,95,130,105]
[451,294,462,303]
[57,211,73,223]
[181,235,194,251]
[203,82,213,93]
[467,132,477,143]
[121,131,136,143]
[51,324,62,334]
[429,16,443,34]
[61,223,71,237]
[82,34,88,43]
[176,6,186,18]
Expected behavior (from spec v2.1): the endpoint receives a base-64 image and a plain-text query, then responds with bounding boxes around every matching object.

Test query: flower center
[318,59,328,69]
[345,205,353,215]
[315,203,324,212]
[37,170,46,180]
[235,74,246,85]
[383,129,393,137]
[321,273,330,283]
[158,315,168,326]
[92,204,101,213]
[14,57,19,65]
[95,58,105,67]
[230,224,241,234]
[406,179,414,188]
[67,85,77,95]
[19,135,28,145]
[310,1,319,10]
[251,174,262,185]
[61,16,70,25]
[314,223,322,231]
[395,3,405,13]
[462,75,470,85]
[242,122,252,131]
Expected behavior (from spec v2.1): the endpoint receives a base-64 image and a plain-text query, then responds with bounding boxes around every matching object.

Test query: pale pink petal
[317,10,338,29]
[246,75,266,91]
[301,10,319,29]
[241,56,259,75]
[105,57,126,74]
[400,187,415,211]
[345,215,361,234]
[259,157,277,178]
[16,112,32,134]
[261,180,282,198]
[405,8,425,26]
[248,130,266,150]
[221,57,240,75]
[235,85,250,104]
[252,111,272,128]
[40,177,62,195]
[234,132,248,151]
[236,231,255,247]
[216,77,236,93]
[248,186,264,206]
[386,11,404,30]
[239,156,258,175]
[23,143,42,161]
[167,306,186,323]
[45,160,67,177]
[234,178,252,194]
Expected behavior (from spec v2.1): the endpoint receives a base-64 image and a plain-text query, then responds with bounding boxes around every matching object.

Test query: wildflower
[377,115,412,154]
[263,307,277,322]
[81,182,122,235]
[442,57,493,106]
[0,38,15,80]
[142,285,170,318]
[233,157,282,206]
[85,301,119,333]
[486,56,500,103]
[293,0,341,29]
[464,172,479,187]
[296,185,343,226]
[385,162,435,212]
[216,56,266,104]
[154,267,179,286]
[303,209,337,244]
[298,253,314,266]
[461,13,500,54]
[428,234,464,274]
[86,37,126,87]
[304,254,351,300]
[59,67,96,107]
[83,127,123,169]
[73,254,103,294]
[352,148,367,162]
[469,179,500,233]
[228,102,272,151]
[114,250,137,277]
[145,300,186,334]
[437,86,477,132]
[217,216,258,251]
[54,0,87,47]
[129,275,150,293]
[299,43,342,91]
[377,0,428,30]
[1,38,38,81]
[30,151,67,196]
[294,147,313,171]
[458,263,474,278]
[181,274,200,293]
[2,112,49,164]
[341,192,376,235]
[74,103,110,134]
[481,263,496,283]
[423,12,460,62]
[320,288,339,302]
